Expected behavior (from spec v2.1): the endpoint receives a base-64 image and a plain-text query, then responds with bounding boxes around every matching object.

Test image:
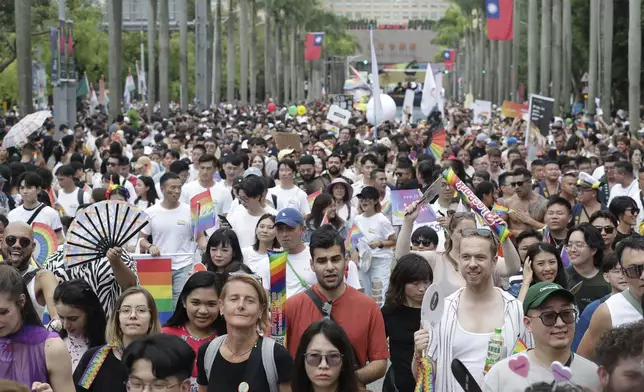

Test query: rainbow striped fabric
[190,190,217,234]
[269,251,288,348]
[135,257,173,324]
[513,337,528,354]
[307,190,322,209]
[32,222,58,267]
[345,224,364,251]
[492,204,510,215]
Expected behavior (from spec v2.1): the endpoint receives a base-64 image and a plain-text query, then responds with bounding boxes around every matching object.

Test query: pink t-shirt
[162,325,217,377]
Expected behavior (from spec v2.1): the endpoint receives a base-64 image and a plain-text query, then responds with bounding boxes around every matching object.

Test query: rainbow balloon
[32,222,59,266]
[443,168,511,243]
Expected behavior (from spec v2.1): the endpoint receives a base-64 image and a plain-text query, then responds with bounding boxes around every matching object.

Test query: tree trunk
[196,0,208,109]
[283,25,290,104]
[511,0,519,101]
[588,0,599,114]
[528,0,538,97]
[629,0,641,134]
[484,39,491,101]
[290,28,297,102]
[263,0,272,100]
[561,0,571,112]
[497,41,505,104]
[239,0,249,104]
[478,21,485,99]
[249,0,257,104]
[206,0,213,107]
[147,0,157,120]
[212,0,222,105]
[15,0,32,115]
[158,0,169,117]
[275,23,282,104]
[539,0,551,96]
[108,0,123,120]
[551,0,561,114]
[600,0,613,121]
[179,0,188,110]
[226,0,236,102]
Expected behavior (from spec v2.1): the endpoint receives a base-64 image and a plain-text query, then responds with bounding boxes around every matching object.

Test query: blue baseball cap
[507,137,518,146]
[275,208,304,227]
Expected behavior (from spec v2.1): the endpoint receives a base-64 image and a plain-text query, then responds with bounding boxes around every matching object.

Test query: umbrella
[2,110,51,149]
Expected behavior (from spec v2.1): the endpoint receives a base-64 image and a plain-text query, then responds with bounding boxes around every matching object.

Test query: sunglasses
[412,239,434,247]
[107,162,118,167]
[304,352,343,367]
[509,180,527,188]
[622,264,644,279]
[4,236,32,248]
[528,309,578,327]
[593,225,615,234]
[626,208,641,215]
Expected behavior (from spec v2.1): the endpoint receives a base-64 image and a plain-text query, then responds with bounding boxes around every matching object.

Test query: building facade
[321,0,451,24]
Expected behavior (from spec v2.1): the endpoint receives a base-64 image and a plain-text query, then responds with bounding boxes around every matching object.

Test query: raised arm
[494,235,522,277]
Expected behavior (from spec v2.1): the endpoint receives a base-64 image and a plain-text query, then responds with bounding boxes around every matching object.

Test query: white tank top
[605,291,642,328]
[453,320,492,391]
[27,277,47,321]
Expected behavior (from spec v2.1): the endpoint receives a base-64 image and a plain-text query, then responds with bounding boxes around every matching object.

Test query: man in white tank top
[0,222,59,321]
[577,236,644,359]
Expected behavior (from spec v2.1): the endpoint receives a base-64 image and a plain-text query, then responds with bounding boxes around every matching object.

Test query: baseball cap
[243,167,262,178]
[506,137,518,146]
[522,282,575,314]
[278,148,295,161]
[476,134,489,142]
[355,186,379,200]
[299,155,315,165]
[275,208,305,227]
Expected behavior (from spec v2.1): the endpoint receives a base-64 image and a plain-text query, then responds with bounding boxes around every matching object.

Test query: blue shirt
[572,293,611,352]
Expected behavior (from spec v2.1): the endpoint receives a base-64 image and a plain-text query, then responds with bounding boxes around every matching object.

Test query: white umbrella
[2,110,51,149]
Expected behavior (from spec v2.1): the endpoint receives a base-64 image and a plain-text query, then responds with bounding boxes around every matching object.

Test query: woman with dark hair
[53,279,107,371]
[303,193,348,243]
[472,169,490,189]
[241,213,278,290]
[517,243,568,302]
[291,319,360,392]
[0,264,75,390]
[202,228,244,274]
[381,254,433,392]
[133,175,159,209]
[608,196,638,249]
[325,177,357,228]
[565,223,610,312]
[162,271,222,388]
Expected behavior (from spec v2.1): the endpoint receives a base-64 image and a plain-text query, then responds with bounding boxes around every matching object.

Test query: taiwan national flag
[443,49,456,71]
[486,0,513,40]
[305,32,325,61]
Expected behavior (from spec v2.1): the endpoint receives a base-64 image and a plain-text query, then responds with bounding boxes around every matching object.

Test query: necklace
[224,338,257,357]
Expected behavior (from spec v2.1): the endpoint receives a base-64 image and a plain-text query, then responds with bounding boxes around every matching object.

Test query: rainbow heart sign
[391,190,438,226]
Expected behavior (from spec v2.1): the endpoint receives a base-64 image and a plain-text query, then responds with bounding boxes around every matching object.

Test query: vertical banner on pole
[50,28,59,86]
[67,21,75,81]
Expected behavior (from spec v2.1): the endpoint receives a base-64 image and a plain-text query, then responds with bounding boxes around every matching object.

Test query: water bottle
[484,327,504,374]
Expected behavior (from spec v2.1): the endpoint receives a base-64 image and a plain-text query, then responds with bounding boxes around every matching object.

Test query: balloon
[366,94,397,125]
[267,103,276,112]
[297,105,307,116]
[288,105,297,116]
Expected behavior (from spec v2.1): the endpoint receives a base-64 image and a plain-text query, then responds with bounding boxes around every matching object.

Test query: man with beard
[482,282,600,391]
[321,153,353,184]
[285,228,388,388]
[503,168,548,237]
[595,321,644,392]
[0,221,59,322]
[296,155,329,195]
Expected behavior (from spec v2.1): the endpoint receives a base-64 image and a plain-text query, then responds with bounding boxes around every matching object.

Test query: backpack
[204,335,278,392]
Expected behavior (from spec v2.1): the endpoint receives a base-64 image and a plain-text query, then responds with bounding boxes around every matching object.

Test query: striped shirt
[428,288,533,392]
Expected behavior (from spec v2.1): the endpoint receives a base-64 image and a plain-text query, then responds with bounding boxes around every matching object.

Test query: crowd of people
[0,99,642,392]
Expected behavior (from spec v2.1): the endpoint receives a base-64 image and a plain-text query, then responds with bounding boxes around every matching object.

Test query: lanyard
[286,256,310,290]
[622,289,644,317]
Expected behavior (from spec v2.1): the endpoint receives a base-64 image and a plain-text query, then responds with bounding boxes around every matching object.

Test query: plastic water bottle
[484,328,504,374]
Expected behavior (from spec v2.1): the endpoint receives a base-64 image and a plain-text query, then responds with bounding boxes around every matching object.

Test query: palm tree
[628,0,641,134]
[588,0,599,114]
[239,0,249,104]
[539,0,550,96]
[15,0,32,115]
[264,0,274,100]
[212,0,222,105]
[158,0,169,117]
[600,0,613,120]
[561,0,571,112]
[551,1,561,114]
[527,0,537,96]
[249,0,257,103]
[147,0,157,121]
[108,0,123,120]
[179,0,188,110]
[226,0,236,103]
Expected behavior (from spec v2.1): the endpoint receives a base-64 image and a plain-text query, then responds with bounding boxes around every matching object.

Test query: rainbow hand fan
[64,200,150,268]
[426,126,446,161]
[32,222,59,266]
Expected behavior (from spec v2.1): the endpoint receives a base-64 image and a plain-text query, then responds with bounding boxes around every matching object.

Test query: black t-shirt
[566,266,611,313]
[612,229,633,250]
[73,346,128,392]
[381,304,420,392]
[196,337,292,392]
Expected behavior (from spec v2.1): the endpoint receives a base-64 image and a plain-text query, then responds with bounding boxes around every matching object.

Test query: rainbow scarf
[269,251,288,348]
[78,341,122,389]
[443,168,511,243]
[414,357,435,392]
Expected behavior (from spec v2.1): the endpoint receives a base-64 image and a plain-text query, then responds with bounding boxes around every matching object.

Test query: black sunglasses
[622,264,644,279]
[5,236,32,248]
[107,162,118,167]
[593,225,615,234]
[509,180,527,188]
[412,239,434,247]
[304,352,343,367]
[528,309,578,327]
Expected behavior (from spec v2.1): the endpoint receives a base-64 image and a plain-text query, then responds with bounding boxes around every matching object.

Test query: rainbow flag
[269,251,288,348]
[492,204,510,215]
[512,337,528,354]
[560,246,571,268]
[345,224,364,251]
[190,190,217,235]
[381,200,392,215]
[307,190,321,209]
[135,257,173,323]
[32,222,58,267]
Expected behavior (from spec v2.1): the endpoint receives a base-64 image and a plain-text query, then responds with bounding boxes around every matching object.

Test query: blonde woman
[73,287,161,392]
[196,274,293,392]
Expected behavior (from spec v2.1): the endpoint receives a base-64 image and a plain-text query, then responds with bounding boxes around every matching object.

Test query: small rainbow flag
[381,200,392,215]
[345,224,364,251]
[560,246,571,268]
[307,190,322,209]
[269,251,288,348]
[492,204,510,215]
[190,190,217,235]
[32,222,59,266]
[135,257,173,324]
[512,336,528,354]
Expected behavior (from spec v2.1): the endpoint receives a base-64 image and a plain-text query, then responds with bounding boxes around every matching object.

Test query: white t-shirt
[8,203,64,233]
[227,205,277,248]
[57,187,90,217]
[241,246,271,291]
[180,180,233,216]
[267,186,310,216]
[353,213,396,258]
[141,203,196,270]
[285,245,361,298]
